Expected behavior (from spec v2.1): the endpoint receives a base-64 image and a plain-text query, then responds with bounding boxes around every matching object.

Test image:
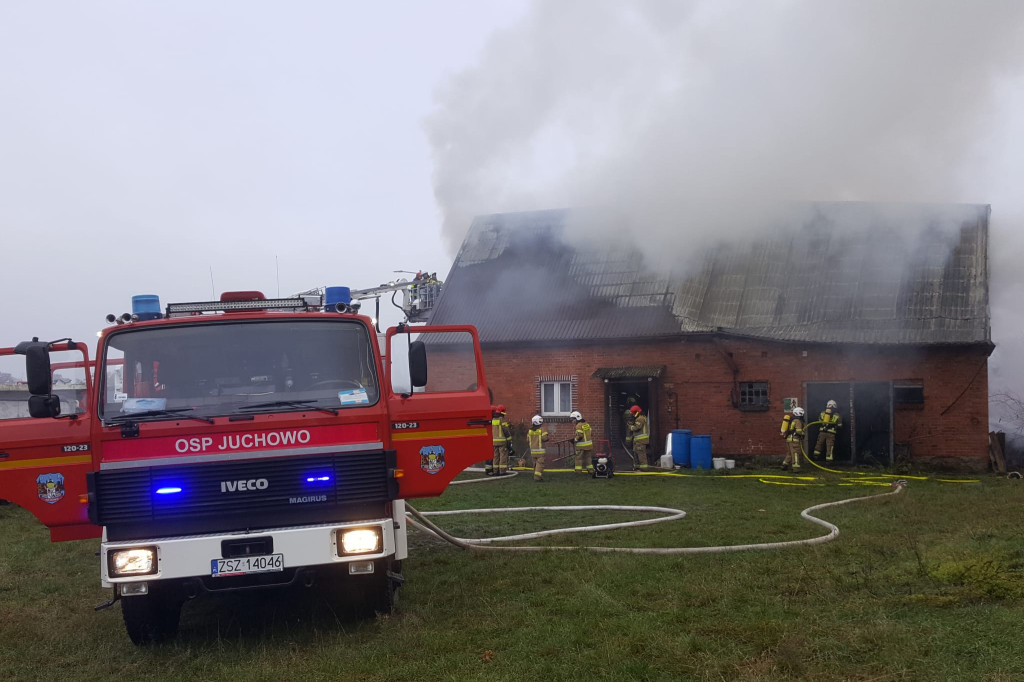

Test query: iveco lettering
[0,284,491,645]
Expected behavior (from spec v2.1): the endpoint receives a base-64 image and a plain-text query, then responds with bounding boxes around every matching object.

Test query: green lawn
[1,468,1021,681]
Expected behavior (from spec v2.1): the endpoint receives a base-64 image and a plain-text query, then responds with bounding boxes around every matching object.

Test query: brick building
[427,203,993,471]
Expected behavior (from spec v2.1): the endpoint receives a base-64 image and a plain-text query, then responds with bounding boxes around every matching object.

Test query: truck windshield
[99,319,379,421]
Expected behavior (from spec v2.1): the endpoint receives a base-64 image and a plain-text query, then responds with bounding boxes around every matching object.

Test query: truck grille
[89,449,396,541]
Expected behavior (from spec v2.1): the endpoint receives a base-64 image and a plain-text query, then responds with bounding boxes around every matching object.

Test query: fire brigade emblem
[419,445,446,475]
[36,473,65,504]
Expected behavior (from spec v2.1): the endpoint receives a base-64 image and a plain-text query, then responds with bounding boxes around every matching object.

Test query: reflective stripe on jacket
[528,428,549,454]
[492,417,509,445]
[631,415,649,443]
[786,417,805,442]
[575,421,593,450]
[819,409,842,434]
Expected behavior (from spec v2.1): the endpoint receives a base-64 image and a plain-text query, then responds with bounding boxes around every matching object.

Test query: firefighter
[813,399,843,462]
[782,406,805,470]
[490,404,512,476]
[623,396,637,453]
[528,415,550,482]
[570,410,593,472]
[628,404,650,469]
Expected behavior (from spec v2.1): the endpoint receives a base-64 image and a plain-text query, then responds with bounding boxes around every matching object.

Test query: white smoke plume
[426,0,1024,430]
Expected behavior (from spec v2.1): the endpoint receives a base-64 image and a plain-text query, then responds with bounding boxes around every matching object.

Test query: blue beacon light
[156,486,183,495]
[305,475,332,483]
[132,294,162,321]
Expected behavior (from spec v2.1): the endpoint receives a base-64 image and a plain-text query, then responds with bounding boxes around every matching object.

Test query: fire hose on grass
[404,483,906,554]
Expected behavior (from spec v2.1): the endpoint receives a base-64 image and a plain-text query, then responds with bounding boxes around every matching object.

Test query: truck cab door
[385,325,491,498]
[0,342,99,541]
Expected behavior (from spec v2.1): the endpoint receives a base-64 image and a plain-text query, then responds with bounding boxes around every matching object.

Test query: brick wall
[467,337,990,469]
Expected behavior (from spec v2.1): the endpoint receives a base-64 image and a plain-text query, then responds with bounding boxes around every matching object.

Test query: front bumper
[101,514,402,587]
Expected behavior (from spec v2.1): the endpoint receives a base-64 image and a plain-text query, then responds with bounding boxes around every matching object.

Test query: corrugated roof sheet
[430,203,991,346]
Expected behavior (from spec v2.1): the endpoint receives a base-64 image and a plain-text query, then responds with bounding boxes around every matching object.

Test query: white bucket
[725,459,736,469]
[660,453,674,469]
[712,457,726,470]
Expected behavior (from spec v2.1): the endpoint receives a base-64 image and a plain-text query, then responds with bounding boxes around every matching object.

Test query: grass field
[1,468,1022,681]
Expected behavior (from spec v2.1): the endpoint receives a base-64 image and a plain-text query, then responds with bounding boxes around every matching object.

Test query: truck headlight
[339,528,381,555]
[110,547,158,576]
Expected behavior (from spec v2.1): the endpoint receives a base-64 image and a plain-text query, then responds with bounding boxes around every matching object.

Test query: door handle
[0,452,9,459]
[466,419,491,427]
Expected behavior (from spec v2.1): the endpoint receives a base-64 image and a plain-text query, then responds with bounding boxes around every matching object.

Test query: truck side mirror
[16,341,53,396]
[28,394,61,418]
[409,341,427,388]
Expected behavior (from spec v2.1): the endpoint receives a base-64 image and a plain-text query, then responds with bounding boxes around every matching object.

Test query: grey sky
[0,1,528,359]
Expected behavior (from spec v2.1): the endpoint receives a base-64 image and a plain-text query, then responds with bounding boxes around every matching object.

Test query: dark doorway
[604,380,652,470]
[852,382,893,466]
[805,382,852,463]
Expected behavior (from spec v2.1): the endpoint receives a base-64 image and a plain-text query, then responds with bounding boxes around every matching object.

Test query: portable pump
[591,454,615,479]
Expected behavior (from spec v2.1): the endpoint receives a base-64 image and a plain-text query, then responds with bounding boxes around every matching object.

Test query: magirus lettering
[289,495,327,504]
[220,478,270,493]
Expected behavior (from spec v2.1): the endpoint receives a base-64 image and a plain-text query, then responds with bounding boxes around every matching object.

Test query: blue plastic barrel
[671,429,692,467]
[690,435,713,470]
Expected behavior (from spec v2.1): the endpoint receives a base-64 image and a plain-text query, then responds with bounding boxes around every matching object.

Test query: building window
[738,381,770,410]
[894,382,924,406]
[537,375,577,418]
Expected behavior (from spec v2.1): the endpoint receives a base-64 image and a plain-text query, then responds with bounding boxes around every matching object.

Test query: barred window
[739,381,770,408]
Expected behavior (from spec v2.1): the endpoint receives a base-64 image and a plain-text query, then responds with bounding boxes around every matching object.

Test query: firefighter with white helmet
[528,415,550,482]
[781,406,805,470]
[813,399,843,462]
[570,411,593,472]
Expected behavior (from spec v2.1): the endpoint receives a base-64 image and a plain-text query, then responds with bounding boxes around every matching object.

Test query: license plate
[211,553,284,577]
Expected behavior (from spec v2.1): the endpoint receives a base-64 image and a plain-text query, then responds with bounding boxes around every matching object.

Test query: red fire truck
[0,289,491,644]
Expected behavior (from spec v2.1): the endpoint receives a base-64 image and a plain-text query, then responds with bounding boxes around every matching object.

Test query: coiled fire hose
[405,483,905,554]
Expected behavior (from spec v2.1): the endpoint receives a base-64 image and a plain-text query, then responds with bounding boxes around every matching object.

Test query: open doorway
[805,381,893,465]
[805,382,852,463]
[604,380,653,470]
[852,382,893,466]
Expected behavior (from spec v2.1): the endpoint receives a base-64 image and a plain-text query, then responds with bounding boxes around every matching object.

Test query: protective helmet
[531,415,543,426]
[792,407,805,417]
[629,405,642,415]
[497,404,506,413]
[826,400,838,409]
[569,410,582,421]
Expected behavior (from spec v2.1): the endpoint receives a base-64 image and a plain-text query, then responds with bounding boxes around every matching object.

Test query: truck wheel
[362,559,401,616]
[121,589,182,645]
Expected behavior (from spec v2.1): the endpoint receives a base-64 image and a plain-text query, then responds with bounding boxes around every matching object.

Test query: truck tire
[362,558,401,617]
[121,588,183,645]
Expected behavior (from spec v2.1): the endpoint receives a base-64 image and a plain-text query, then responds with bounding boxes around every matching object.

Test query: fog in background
[425,0,1024,429]
[0,1,529,370]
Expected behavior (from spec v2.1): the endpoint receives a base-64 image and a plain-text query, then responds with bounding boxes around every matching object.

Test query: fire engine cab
[0,289,492,644]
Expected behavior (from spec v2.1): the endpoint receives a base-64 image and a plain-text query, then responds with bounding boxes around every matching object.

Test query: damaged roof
[429,203,991,346]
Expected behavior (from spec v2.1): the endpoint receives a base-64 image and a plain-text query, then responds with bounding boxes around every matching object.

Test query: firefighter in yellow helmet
[813,399,843,462]
[570,411,593,472]
[628,404,650,469]
[781,406,805,470]
[490,404,512,476]
[528,415,550,482]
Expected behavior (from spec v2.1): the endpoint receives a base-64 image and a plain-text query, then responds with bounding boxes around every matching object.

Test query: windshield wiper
[235,399,339,416]
[106,407,215,425]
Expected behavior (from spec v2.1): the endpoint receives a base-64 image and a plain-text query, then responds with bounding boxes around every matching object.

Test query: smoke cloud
[426,0,1024,427]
